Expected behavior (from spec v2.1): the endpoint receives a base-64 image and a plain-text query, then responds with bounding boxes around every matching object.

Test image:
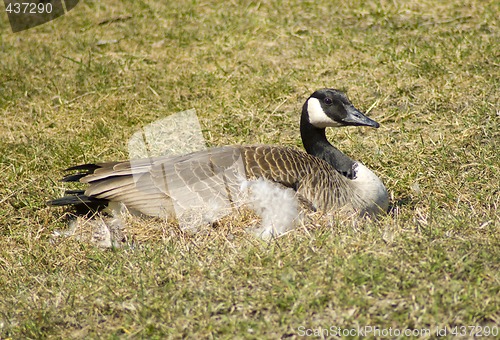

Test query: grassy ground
[0,0,498,338]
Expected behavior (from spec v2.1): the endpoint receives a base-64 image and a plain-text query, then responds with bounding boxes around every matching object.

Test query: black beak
[342,105,380,128]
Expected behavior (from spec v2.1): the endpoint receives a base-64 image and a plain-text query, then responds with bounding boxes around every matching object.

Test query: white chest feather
[351,162,389,214]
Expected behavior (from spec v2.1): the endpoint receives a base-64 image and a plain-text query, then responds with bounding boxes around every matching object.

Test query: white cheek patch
[307,97,344,128]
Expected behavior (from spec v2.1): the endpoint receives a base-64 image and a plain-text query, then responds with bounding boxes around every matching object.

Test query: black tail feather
[48,164,109,214]
[61,163,102,183]
[64,189,87,195]
[65,164,102,172]
[62,173,91,182]
[47,192,109,215]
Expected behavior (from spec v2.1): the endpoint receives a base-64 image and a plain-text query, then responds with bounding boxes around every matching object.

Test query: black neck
[300,103,356,179]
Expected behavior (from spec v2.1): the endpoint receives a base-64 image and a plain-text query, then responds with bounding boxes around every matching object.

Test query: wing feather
[52,145,356,216]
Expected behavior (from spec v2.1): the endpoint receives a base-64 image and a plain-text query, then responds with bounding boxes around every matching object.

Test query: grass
[0,0,498,338]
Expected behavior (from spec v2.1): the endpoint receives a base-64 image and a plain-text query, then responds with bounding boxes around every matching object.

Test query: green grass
[1,0,499,338]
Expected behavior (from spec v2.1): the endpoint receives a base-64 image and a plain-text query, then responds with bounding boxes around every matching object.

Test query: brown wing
[51,145,353,216]
[240,146,351,211]
[79,146,243,217]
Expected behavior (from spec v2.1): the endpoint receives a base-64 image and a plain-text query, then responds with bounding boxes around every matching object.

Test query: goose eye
[324,97,333,105]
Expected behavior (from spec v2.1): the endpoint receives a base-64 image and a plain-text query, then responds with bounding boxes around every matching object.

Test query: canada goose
[49,89,388,238]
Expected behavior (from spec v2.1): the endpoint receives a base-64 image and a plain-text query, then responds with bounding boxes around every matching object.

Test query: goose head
[300,88,381,180]
[302,88,379,129]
